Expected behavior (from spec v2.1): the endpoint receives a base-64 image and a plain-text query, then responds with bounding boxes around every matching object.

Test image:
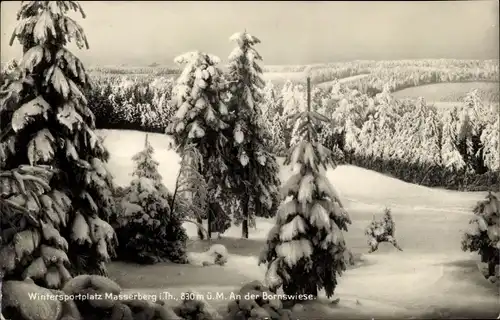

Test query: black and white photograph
[0,1,499,319]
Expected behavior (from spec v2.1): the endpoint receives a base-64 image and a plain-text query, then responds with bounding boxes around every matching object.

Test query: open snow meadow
[99,129,499,319]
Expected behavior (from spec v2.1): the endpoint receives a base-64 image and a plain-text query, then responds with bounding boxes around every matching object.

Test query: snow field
[392,81,499,102]
[99,129,499,318]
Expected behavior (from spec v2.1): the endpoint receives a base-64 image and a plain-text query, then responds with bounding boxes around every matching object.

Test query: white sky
[1,1,498,66]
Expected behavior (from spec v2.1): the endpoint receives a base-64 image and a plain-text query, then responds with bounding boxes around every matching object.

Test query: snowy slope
[99,129,485,211]
[315,73,371,89]
[392,81,499,101]
[99,129,498,318]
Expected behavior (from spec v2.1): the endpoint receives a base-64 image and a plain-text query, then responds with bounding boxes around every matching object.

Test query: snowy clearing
[315,73,371,89]
[261,71,308,83]
[100,129,499,318]
[392,81,499,102]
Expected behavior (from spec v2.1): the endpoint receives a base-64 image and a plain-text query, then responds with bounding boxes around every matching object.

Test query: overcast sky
[1,1,498,66]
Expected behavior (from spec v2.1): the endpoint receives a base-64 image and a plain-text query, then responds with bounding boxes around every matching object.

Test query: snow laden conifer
[261,81,286,155]
[0,1,117,288]
[170,143,209,239]
[166,51,231,239]
[259,77,351,299]
[225,31,280,238]
[462,192,500,282]
[441,106,466,171]
[114,135,187,264]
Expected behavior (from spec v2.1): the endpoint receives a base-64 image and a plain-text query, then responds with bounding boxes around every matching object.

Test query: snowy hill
[99,129,486,212]
[99,129,498,318]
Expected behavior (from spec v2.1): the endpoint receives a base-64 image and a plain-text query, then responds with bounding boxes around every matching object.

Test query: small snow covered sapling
[365,208,403,253]
[259,77,351,299]
[462,192,500,282]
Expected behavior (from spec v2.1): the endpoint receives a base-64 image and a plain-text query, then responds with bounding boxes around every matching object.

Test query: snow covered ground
[391,81,499,102]
[392,81,500,113]
[99,129,499,318]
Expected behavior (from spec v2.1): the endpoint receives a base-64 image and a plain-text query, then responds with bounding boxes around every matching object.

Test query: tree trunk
[196,216,204,240]
[488,260,496,278]
[242,197,249,239]
[207,206,212,239]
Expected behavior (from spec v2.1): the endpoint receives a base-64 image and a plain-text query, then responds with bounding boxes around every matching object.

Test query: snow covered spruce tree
[166,51,231,239]
[226,31,280,238]
[0,1,117,288]
[114,134,187,264]
[462,192,500,282]
[259,76,351,299]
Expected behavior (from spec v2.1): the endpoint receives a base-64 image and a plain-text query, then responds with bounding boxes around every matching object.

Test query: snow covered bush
[174,290,222,320]
[187,244,229,267]
[461,192,500,282]
[0,1,117,288]
[204,244,229,266]
[225,31,280,238]
[224,280,298,320]
[114,134,187,264]
[365,208,403,253]
[166,51,232,239]
[259,78,351,299]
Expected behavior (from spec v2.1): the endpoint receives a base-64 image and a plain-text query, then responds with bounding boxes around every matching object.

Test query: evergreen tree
[288,84,307,147]
[170,143,209,238]
[226,31,280,238]
[462,192,500,282]
[261,81,286,155]
[280,81,303,149]
[114,135,187,264]
[456,90,490,174]
[399,98,442,167]
[0,1,117,288]
[259,77,351,299]
[480,106,499,172]
[441,107,466,172]
[166,51,231,239]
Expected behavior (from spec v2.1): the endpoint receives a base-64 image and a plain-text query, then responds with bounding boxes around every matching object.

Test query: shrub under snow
[365,208,403,253]
[187,244,229,267]
[224,280,298,320]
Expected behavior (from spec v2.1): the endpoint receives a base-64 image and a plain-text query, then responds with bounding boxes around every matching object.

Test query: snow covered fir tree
[259,76,351,299]
[462,192,500,283]
[166,51,232,239]
[0,0,117,293]
[113,134,187,264]
[225,31,280,238]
